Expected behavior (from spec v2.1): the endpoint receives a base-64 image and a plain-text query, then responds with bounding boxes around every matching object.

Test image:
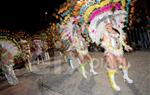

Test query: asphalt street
[0,50,150,95]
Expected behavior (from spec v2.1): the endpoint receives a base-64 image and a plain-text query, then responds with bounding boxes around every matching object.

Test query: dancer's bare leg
[86,54,98,75]
[106,53,120,91]
[27,58,32,71]
[78,54,88,79]
[117,56,133,83]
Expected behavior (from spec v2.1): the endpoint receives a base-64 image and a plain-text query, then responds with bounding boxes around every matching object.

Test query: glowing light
[45,12,48,15]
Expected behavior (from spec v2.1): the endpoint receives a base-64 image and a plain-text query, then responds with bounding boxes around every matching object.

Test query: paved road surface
[0,50,150,95]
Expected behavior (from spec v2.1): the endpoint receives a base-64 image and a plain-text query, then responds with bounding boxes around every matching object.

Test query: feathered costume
[0,45,19,85]
[86,1,133,91]
[20,39,32,71]
[59,16,98,78]
[54,0,132,81]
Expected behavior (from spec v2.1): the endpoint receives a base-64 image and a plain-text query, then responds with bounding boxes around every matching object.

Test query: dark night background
[0,0,149,34]
[0,0,66,34]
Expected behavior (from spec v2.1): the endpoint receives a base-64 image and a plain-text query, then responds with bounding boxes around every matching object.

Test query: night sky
[0,0,149,34]
[0,0,66,33]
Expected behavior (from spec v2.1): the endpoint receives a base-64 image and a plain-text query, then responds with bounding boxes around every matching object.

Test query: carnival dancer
[72,20,98,78]
[0,45,19,85]
[101,21,133,91]
[33,39,44,64]
[43,41,50,60]
[54,39,74,68]
[59,21,76,69]
[20,39,32,72]
[87,1,134,90]
[61,50,75,69]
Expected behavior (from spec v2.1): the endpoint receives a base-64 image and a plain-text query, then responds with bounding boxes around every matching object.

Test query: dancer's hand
[125,45,133,52]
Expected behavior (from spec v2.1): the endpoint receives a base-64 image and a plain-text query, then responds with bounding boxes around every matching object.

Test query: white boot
[122,69,133,83]
[89,61,98,75]
[82,72,88,79]
[5,67,19,85]
[90,69,98,75]
[69,59,74,69]
[77,58,81,65]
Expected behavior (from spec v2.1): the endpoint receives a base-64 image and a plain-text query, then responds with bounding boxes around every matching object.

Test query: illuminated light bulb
[45,12,48,15]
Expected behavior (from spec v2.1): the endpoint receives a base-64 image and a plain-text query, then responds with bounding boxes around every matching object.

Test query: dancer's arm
[101,34,108,49]
[120,33,133,52]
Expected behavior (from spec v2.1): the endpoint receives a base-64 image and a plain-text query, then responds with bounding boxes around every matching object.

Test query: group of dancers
[55,1,134,91]
[59,16,133,91]
[0,0,134,91]
[59,15,133,92]
[0,38,48,85]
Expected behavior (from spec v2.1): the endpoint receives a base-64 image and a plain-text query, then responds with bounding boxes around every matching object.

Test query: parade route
[0,50,150,95]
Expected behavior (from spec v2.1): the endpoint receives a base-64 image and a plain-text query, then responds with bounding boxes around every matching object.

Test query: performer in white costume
[89,8,133,91]
[0,45,19,85]
[72,19,98,78]
[20,39,32,72]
